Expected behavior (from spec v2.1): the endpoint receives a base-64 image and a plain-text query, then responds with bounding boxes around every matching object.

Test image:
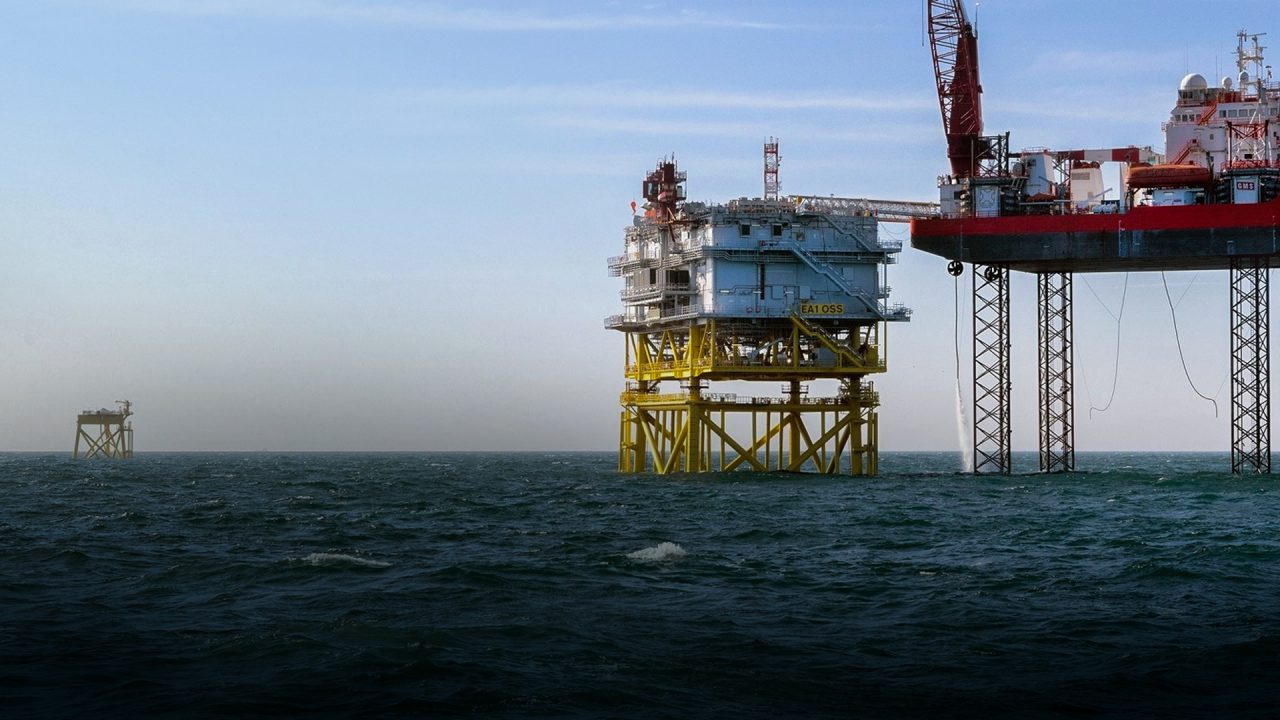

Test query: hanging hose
[1160,272,1219,417]
[1083,273,1129,418]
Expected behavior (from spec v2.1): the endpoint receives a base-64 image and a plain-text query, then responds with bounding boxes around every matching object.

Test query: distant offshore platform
[74,400,134,459]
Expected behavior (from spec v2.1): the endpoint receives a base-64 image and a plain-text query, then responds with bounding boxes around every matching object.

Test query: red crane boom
[928,0,984,177]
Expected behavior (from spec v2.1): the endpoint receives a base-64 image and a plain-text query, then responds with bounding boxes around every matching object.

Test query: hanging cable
[1086,273,1129,418]
[1214,373,1231,401]
[1082,275,1120,321]
[1161,271,1219,417]
[878,224,907,243]
[1174,271,1200,308]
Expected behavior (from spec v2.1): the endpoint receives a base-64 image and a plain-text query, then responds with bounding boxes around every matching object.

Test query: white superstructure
[607,195,907,331]
[1164,31,1280,170]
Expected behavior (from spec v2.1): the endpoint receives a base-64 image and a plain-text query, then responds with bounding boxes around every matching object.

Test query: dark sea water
[2,451,1279,719]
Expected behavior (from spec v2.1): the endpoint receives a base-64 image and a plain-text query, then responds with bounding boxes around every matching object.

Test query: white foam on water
[298,552,391,569]
[626,542,686,563]
[955,383,974,473]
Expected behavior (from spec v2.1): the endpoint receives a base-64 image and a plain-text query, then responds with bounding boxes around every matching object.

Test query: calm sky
[1,0,1274,451]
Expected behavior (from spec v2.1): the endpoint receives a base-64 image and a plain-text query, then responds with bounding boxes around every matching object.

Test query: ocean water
[2,451,1279,719]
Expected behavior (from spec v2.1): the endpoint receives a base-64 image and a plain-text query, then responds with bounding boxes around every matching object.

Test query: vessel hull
[911,199,1280,272]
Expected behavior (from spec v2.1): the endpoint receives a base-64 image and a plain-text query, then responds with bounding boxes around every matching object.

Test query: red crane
[927,0,985,178]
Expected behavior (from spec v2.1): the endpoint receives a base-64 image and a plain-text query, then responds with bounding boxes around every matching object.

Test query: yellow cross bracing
[618,387,879,475]
[618,316,888,475]
[624,316,888,383]
[73,401,134,460]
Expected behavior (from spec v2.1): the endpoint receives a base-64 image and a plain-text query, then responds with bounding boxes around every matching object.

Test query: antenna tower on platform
[764,137,780,201]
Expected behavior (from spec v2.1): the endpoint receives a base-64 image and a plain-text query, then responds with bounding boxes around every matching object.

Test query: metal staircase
[784,241,883,315]
[789,313,876,371]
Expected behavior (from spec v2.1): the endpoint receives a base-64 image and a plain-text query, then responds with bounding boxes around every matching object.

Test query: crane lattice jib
[928,0,984,178]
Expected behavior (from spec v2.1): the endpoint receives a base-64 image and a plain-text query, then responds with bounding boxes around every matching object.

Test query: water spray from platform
[954,273,973,472]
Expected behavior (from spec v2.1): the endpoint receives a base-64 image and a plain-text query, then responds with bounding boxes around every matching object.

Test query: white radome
[1179,72,1208,91]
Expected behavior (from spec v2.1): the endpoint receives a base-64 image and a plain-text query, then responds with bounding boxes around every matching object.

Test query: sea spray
[297,552,391,569]
[626,542,686,563]
[955,382,974,473]
[952,270,973,473]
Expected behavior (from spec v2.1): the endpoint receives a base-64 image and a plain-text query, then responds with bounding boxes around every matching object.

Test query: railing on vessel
[1223,159,1280,170]
[937,200,1130,220]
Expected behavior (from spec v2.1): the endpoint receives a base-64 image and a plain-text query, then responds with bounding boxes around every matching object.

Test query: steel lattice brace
[788,195,941,223]
[1037,273,1075,473]
[1230,257,1270,474]
[973,265,1011,474]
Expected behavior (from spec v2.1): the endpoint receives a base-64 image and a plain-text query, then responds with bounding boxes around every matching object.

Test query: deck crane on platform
[913,1,1280,476]
[927,0,987,180]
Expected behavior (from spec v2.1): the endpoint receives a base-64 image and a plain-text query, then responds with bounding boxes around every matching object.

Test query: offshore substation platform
[74,400,134,459]
[912,1,1280,474]
[606,146,933,475]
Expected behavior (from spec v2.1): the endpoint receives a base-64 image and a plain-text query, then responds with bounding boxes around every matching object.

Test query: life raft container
[1127,164,1213,189]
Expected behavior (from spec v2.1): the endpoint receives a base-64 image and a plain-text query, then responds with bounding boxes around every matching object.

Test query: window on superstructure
[772,224,783,238]
[739,223,751,237]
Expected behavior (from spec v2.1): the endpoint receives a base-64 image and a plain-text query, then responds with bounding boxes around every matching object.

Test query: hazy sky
[1,0,1274,451]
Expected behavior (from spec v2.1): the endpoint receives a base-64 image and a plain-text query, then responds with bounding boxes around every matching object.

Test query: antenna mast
[764,137,780,200]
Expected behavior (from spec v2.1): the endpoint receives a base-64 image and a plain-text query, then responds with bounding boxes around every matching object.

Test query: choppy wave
[626,541,687,563]
[2,451,1279,719]
[296,552,391,568]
